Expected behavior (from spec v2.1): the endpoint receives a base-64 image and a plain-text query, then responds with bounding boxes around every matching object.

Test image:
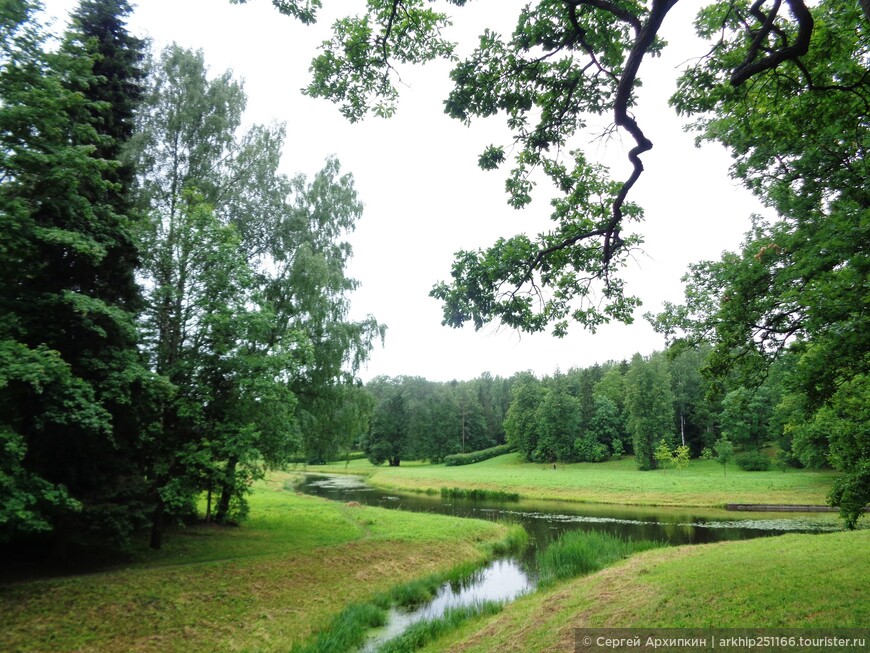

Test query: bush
[672,444,690,470]
[443,443,514,466]
[735,451,771,471]
[654,439,673,469]
[574,435,608,462]
[611,438,624,459]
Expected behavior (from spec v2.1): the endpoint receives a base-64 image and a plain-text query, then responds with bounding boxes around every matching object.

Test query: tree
[625,353,675,470]
[667,345,716,452]
[132,45,382,544]
[365,377,410,466]
[715,436,735,477]
[654,439,673,470]
[534,379,582,462]
[793,374,870,528]
[672,444,690,470]
[719,387,772,451]
[504,373,544,461]
[641,0,868,523]
[0,0,154,550]
[250,0,852,339]
[586,395,623,458]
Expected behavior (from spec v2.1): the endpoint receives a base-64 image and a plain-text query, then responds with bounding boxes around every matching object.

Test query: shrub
[700,447,714,461]
[672,444,690,470]
[443,443,514,467]
[735,451,772,471]
[611,438,624,459]
[574,435,609,462]
[654,439,673,469]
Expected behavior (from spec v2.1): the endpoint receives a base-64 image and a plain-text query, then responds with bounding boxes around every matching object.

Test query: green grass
[0,472,518,653]
[315,453,838,508]
[290,528,527,653]
[535,530,664,587]
[376,602,504,653]
[416,529,870,653]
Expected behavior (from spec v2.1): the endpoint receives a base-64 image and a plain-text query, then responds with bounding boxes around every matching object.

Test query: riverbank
[0,472,516,653]
[305,453,838,509]
[417,528,870,652]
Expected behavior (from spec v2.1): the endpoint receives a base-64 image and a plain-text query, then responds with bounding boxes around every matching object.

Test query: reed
[535,529,664,587]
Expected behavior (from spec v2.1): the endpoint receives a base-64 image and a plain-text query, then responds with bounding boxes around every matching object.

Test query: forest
[1,0,867,563]
[361,344,849,501]
[0,0,384,555]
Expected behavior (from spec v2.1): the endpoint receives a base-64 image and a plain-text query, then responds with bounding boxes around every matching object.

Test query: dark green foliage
[132,45,381,545]
[573,434,608,463]
[829,461,870,531]
[0,0,153,549]
[364,375,510,466]
[504,373,544,461]
[443,444,514,467]
[735,452,772,472]
[652,0,868,527]
[534,380,582,463]
[625,353,675,471]
[535,530,664,588]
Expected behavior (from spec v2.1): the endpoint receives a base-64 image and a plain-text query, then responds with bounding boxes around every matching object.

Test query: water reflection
[297,473,837,557]
[297,473,837,652]
[360,558,531,652]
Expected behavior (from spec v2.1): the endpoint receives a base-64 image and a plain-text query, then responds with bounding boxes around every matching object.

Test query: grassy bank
[418,529,870,653]
[0,472,517,653]
[308,453,837,508]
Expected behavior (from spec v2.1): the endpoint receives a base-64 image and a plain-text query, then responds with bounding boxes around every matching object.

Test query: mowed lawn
[0,472,513,653]
[418,528,870,653]
[311,454,838,507]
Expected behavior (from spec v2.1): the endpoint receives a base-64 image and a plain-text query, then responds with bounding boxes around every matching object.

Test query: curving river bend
[296,473,837,651]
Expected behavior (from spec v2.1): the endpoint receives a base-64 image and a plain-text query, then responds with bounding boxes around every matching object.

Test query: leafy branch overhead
[266,0,828,335]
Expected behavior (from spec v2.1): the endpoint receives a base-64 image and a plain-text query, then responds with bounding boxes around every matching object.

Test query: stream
[296,473,838,651]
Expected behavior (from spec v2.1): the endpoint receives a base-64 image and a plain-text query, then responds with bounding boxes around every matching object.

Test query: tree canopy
[254,0,868,524]
[255,0,864,335]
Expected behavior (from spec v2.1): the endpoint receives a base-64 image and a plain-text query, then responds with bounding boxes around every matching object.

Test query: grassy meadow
[418,529,870,653]
[0,472,517,653]
[305,453,838,508]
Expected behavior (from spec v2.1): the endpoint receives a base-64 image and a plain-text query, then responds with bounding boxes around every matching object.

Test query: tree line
[362,340,862,526]
[362,346,782,471]
[0,0,382,556]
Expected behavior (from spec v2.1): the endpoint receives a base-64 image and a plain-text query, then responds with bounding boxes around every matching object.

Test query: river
[296,473,837,651]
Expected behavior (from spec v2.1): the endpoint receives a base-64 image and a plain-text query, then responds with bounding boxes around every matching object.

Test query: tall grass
[290,603,387,653]
[440,487,520,501]
[375,602,504,653]
[535,530,665,587]
[291,524,529,653]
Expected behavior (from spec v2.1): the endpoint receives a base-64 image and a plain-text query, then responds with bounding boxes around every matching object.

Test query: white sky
[41,0,768,382]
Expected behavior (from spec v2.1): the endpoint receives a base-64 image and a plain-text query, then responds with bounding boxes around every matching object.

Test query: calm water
[296,473,837,651]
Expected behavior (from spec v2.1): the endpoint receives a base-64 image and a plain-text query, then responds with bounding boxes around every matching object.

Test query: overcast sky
[42,0,769,382]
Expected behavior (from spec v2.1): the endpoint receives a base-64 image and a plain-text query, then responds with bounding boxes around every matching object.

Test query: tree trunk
[389,456,400,467]
[215,456,238,523]
[680,411,686,447]
[205,486,212,523]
